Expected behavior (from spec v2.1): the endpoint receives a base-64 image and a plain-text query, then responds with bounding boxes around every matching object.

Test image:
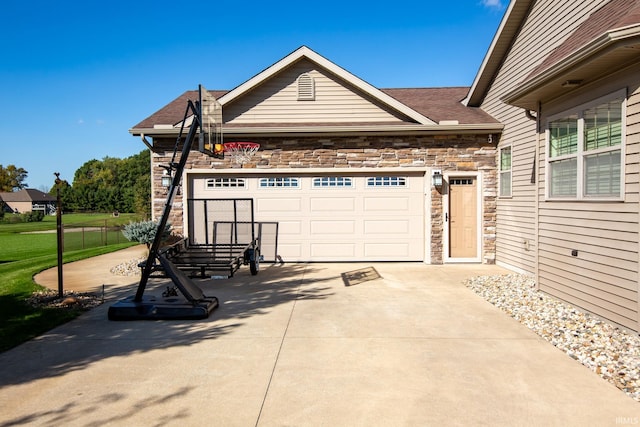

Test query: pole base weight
[108,295,218,320]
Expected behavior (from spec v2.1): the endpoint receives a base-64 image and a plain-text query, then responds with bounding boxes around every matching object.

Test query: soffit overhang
[131,123,503,141]
[503,27,640,110]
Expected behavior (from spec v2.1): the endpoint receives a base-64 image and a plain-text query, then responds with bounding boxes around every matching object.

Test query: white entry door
[443,173,482,263]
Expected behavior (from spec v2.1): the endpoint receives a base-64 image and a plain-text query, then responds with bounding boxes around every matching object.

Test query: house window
[366,176,407,187]
[546,91,624,199]
[313,177,352,187]
[259,177,300,188]
[206,177,246,188]
[297,73,315,100]
[499,146,512,197]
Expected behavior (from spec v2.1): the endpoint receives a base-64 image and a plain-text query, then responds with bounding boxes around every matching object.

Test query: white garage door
[189,172,426,262]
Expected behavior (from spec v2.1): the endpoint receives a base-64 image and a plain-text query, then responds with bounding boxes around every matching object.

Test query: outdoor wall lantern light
[161,169,172,188]
[432,170,443,188]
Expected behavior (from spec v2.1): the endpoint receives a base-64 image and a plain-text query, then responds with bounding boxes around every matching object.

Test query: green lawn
[0,212,141,232]
[0,212,142,353]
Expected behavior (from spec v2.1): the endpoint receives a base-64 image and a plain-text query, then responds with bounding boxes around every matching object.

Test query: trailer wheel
[249,249,260,275]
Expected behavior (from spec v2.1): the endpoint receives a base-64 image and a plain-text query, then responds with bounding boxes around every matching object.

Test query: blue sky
[0,0,506,191]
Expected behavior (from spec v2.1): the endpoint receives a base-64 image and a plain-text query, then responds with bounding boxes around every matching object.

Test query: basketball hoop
[224,142,260,165]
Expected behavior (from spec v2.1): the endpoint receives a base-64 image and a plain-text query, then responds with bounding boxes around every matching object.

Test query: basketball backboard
[198,85,224,158]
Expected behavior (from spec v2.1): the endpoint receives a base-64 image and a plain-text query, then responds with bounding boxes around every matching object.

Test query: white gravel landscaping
[465,273,640,403]
[109,256,146,276]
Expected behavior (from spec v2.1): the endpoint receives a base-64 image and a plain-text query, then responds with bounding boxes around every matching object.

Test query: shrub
[6,214,22,224]
[23,211,44,222]
[122,220,171,247]
[0,211,44,223]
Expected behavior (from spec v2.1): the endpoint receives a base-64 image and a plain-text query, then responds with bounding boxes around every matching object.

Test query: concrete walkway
[1,251,638,426]
[33,245,149,293]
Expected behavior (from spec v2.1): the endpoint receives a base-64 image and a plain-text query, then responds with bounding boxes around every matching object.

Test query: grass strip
[0,243,135,353]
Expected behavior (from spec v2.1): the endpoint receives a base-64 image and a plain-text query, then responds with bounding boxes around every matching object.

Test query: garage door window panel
[206,178,246,189]
[313,177,353,188]
[366,176,407,187]
[259,177,300,188]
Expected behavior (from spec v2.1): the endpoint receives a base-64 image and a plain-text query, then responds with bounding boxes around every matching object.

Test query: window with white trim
[499,146,512,197]
[259,177,300,188]
[366,176,407,187]
[297,73,315,100]
[546,91,624,199]
[206,177,246,188]
[312,177,352,187]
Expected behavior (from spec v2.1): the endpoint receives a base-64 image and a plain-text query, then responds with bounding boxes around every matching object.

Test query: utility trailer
[162,237,260,278]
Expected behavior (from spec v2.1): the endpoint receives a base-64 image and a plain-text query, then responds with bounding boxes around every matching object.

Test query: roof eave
[503,27,640,109]
[464,0,535,107]
[130,123,503,140]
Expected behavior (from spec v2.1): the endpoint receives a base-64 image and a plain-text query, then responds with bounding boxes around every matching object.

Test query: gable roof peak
[218,46,436,125]
[464,0,534,106]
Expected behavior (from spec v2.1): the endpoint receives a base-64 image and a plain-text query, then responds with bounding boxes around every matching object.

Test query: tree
[133,173,151,219]
[69,159,101,211]
[49,179,73,213]
[64,150,150,214]
[0,164,28,192]
[125,150,151,218]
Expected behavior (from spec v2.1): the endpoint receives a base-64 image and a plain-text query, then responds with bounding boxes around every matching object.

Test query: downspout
[140,133,153,150]
[514,107,540,283]
[140,133,156,223]
[525,109,537,121]
[527,104,541,290]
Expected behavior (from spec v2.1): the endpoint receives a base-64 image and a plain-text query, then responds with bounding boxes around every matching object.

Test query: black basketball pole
[54,172,64,298]
[134,99,202,302]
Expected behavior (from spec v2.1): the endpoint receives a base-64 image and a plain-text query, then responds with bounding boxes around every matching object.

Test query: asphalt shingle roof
[0,189,56,203]
[528,0,640,79]
[132,87,497,131]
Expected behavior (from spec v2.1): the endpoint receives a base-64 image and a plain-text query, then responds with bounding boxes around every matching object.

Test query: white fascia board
[221,124,502,135]
[218,46,436,125]
[129,123,503,138]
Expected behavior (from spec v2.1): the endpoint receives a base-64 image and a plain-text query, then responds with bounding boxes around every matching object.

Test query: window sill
[544,196,625,202]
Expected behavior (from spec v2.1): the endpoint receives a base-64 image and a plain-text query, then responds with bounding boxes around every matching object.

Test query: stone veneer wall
[150,134,497,264]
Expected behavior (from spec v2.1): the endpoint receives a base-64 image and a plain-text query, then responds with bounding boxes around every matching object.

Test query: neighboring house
[465,0,640,331]
[130,46,503,265]
[0,188,56,214]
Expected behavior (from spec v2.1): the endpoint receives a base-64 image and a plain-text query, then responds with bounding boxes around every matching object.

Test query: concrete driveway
[1,256,638,426]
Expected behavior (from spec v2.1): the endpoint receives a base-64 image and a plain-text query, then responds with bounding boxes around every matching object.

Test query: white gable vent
[297,73,315,100]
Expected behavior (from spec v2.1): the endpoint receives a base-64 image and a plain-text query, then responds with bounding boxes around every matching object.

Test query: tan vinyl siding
[536,65,640,331]
[224,59,408,124]
[480,0,611,274]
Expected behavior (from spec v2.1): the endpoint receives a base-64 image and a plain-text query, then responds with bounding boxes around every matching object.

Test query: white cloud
[482,0,504,7]
[77,119,84,125]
